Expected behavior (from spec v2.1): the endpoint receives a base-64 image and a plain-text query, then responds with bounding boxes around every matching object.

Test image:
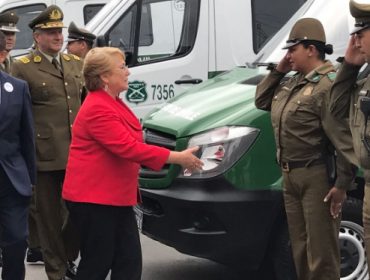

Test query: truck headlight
[178,126,260,179]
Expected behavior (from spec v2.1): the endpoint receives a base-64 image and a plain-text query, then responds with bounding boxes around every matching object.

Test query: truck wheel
[271,219,298,280]
[340,197,368,280]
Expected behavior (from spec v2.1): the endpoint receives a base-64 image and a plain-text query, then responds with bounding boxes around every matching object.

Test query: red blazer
[62,89,170,206]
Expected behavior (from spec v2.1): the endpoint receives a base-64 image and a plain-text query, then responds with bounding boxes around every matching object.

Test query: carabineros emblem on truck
[126,81,148,105]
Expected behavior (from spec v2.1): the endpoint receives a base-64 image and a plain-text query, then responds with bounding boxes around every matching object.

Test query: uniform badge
[4,82,13,92]
[72,55,80,61]
[19,57,30,64]
[303,87,313,96]
[328,73,336,81]
[34,56,42,63]
[63,54,70,61]
[312,75,320,82]
[49,8,62,20]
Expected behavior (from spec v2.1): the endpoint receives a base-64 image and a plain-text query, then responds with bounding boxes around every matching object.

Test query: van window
[107,2,152,55]
[252,0,307,53]
[84,4,105,25]
[107,0,200,65]
[5,4,46,50]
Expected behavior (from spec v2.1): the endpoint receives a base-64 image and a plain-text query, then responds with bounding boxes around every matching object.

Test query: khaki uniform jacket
[255,60,358,190]
[12,49,86,171]
[0,55,15,74]
[330,60,370,182]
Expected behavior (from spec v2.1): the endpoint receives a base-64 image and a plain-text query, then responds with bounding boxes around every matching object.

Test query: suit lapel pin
[4,82,13,92]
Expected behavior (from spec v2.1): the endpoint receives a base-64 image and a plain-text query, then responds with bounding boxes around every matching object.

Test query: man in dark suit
[0,30,36,280]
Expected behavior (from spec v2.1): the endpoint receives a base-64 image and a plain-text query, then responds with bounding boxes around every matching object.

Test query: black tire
[271,219,298,280]
[340,197,367,280]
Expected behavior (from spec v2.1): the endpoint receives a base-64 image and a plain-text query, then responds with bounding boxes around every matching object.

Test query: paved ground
[2,234,275,280]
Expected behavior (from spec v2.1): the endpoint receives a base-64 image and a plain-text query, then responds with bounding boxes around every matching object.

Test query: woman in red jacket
[62,47,203,280]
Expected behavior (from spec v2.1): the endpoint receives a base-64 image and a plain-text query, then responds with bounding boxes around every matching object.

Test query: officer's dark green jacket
[255,60,358,190]
[330,60,370,183]
[12,49,86,171]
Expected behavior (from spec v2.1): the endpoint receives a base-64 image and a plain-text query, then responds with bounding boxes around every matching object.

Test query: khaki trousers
[363,185,370,276]
[35,170,80,280]
[282,164,341,280]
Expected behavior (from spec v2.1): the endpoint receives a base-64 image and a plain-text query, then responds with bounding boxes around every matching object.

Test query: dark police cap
[282,18,326,49]
[28,5,67,30]
[350,0,370,35]
[66,21,96,43]
[0,11,19,33]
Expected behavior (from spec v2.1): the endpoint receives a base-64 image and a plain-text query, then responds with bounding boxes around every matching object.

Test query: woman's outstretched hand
[167,146,204,172]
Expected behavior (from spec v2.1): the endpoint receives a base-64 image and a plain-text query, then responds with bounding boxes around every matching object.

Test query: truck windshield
[253,0,358,67]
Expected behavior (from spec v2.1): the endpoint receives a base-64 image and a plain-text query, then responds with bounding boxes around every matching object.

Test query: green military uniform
[255,18,357,280]
[329,0,370,271]
[11,5,85,280]
[0,11,19,74]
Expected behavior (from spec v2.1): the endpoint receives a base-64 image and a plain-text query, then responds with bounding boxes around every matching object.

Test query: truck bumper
[137,176,284,269]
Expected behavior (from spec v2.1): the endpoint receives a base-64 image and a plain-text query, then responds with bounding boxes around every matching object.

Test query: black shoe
[66,260,77,279]
[0,255,2,268]
[26,248,44,263]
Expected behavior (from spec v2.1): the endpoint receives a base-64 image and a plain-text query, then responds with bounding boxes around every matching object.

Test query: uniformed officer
[65,21,95,58]
[0,11,19,74]
[255,18,358,280]
[12,5,85,280]
[329,0,370,273]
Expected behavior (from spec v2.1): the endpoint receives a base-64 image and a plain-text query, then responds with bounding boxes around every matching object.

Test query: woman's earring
[104,84,108,92]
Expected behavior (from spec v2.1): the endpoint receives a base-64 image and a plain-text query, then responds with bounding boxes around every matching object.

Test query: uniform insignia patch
[72,55,80,61]
[312,75,320,82]
[63,54,70,61]
[19,57,30,64]
[303,86,313,96]
[328,73,336,81]
[34,56,42,63]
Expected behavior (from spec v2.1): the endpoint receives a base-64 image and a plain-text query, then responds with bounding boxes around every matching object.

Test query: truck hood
[143,67,271,138]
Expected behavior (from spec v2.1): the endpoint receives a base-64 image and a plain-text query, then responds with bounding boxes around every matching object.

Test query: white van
[0,0,108,56]
[86,0,308,119]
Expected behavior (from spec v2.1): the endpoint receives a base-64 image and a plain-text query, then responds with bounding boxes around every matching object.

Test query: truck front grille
[139,128,176,178]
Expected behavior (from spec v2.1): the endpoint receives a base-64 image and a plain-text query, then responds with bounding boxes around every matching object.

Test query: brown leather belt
[281,158,326,172]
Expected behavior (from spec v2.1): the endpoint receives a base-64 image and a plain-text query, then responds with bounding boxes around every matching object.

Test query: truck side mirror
[95,35,107,47]
[125,51,133,66]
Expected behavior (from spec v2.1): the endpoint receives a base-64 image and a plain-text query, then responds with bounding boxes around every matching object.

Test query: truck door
[1,1,53,56]
[101,0,208,119]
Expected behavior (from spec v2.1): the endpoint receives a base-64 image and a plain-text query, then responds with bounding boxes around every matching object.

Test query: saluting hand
[324,187,347,219]
[345,35,366,66]
[276,52,292,74]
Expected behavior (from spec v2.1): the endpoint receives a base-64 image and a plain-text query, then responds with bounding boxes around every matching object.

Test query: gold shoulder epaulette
[34,56,42,63]
[19,57,30,64]
[63,54,70,61]
[72,55,80,61]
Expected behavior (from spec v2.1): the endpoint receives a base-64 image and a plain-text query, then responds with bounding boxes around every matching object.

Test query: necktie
[3,58,9,74]
[52,58,63,76]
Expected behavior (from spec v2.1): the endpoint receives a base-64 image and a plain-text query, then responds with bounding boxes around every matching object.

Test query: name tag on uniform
[303,86,313,96]
[359,90,368,96]
[282,86,290,91]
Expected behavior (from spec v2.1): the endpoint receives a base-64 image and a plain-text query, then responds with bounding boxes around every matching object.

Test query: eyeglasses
[116,65,129,71]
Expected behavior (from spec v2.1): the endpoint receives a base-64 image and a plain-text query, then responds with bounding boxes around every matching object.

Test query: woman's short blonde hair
[83,47,126,92]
